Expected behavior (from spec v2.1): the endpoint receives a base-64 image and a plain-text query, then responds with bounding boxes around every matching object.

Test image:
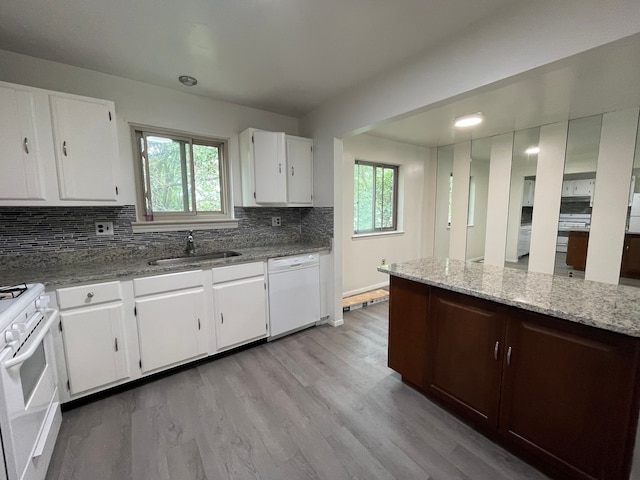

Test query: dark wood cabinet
[566,230,589,270]
[428,291,505,428]
[500,311,639,480]
[388,276,430,389]
[621,233,640,279]
[387,283,640,480]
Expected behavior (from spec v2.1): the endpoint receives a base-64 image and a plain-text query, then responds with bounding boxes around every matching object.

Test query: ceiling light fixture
[178,75,198,87]
[525,146,540,155]
[454,112,484,128]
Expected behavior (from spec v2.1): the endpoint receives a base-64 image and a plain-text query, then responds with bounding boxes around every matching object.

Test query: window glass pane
[381,167,395,229]
[193,143,222,212]
[375,166,384,229]
[354,163,374,232]
[146,135,191,213]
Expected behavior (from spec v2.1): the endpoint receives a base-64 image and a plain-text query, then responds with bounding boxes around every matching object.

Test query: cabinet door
[621,234,640,279]
[521,180,534,207]
[50,95,118,201]
[428,290,506,428]
[573,179,592,196]
[136,288,206,373]
[61,303,129,395]
[562,180,573,196]
[253,131,286,204]
[500,313,639,480]
[214,276,267,350]
[388,276,430,389]
[286,136,313,205]
[0,86,44,200]
[566,231,589,270]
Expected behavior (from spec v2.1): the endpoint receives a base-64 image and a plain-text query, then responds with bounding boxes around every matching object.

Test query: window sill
[132,218,239,233]
[352,230,405,239]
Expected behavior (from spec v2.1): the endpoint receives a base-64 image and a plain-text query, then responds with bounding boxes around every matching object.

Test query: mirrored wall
[504,127,540,270]
[620,119,640,285]
[465,137,491,260]
[554,115,602,278]
[434,145,453,258]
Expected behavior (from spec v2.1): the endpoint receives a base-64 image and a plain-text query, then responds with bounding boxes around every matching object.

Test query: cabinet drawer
[134,269,203,297]
[212,262,264,284]
[57,281,122,309]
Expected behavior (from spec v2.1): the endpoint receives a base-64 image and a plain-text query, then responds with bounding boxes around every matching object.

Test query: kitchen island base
[388,275,640,480]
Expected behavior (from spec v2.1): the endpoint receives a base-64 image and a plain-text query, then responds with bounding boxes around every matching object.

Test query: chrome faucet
[186,230,196,255]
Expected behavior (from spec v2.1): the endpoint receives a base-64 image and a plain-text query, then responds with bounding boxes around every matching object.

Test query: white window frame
[131,125,237,232]
[353,160,399,235]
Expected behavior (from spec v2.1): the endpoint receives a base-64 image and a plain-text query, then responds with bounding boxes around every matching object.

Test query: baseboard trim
[329,317,344,327]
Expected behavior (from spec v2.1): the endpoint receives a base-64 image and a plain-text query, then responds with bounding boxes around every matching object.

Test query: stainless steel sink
[148,251,241,266]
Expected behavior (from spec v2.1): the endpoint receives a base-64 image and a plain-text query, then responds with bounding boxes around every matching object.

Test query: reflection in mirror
[466,137,491,261]
[504,127,540,270]
[556,115,602,279]
[434,145,454,258]
[620,117,640,287]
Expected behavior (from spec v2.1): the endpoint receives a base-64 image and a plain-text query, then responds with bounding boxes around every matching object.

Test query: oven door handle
[4,308,59,369]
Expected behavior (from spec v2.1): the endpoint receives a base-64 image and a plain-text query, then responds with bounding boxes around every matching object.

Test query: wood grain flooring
[46,302,549,480]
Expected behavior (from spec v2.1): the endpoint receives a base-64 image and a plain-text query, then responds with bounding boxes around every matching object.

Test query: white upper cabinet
[253,130,287,204]
[240,128,313,207]
[0,80,122,206]
[286,135,313,205]
[0,85,45,200]
[50,95,119,201]
[522,179,535,207]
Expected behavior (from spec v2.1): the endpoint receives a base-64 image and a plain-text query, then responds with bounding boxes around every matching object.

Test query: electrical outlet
[381,258,386,265]
[95,221,114,236]
[272,217,282,227]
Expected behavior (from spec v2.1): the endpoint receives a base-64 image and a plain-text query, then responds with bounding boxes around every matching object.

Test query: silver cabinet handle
[87,292,94,298]
[278,163,282,174]
[63,141,68,156]
[114,338,118,352]
[221,313,224,324]
[197,318,201,330]
[494,341,499,361]
[291,165,295,176]
[507,346,512,366]
[23,137,29,154]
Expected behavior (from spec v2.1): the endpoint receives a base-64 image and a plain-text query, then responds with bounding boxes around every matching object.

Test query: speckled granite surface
[379,257,640,338]
[0,241,330,290]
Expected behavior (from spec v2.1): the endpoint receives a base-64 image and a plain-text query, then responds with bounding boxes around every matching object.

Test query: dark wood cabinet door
[621,234,640,279]
[427,290,506,428]
[388,276,430,389]
[500,311,640,480]
[566,231,589,271]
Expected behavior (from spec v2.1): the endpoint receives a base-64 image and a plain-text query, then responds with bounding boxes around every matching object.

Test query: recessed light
[178,75,198,87]
[525,146,540,155]
[454,112,484,128]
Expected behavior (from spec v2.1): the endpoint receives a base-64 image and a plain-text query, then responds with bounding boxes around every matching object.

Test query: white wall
[433,146,453,258]
[0,49,299,208]
[466,159,490,261]
[342,134,427,295]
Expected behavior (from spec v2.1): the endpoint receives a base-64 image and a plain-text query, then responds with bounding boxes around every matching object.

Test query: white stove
[0,283,61,480]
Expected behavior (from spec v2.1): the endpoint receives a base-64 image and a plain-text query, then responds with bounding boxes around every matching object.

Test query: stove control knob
[5,329,20,344]
[12,322,27,333]
[35,295,50,310]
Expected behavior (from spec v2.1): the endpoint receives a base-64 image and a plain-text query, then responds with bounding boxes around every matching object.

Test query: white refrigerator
[629,193,640,233]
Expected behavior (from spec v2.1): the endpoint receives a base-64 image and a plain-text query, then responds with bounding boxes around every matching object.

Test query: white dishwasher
[268,253,320,339]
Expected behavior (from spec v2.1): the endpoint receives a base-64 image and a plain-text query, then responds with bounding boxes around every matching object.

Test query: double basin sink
[148,251,241,266]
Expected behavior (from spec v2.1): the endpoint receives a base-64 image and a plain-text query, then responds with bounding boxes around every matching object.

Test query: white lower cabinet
[134,270,207,374]
[213,262,268,350]
[57,282,130,396]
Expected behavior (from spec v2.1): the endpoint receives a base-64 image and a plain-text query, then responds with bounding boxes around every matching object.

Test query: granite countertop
[378,257,640,338]
[1,241,330,290]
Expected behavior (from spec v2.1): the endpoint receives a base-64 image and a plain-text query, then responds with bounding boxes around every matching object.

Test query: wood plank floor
[46,302,550,480]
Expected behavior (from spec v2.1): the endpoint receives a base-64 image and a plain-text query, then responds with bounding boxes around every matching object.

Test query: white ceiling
[367,33,640,148]
[0,0,517,116]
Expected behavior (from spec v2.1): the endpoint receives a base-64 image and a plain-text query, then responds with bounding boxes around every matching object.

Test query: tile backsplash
[0,206,333,256]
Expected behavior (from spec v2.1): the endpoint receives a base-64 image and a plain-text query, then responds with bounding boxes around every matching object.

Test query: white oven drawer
[57,281,122,309]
